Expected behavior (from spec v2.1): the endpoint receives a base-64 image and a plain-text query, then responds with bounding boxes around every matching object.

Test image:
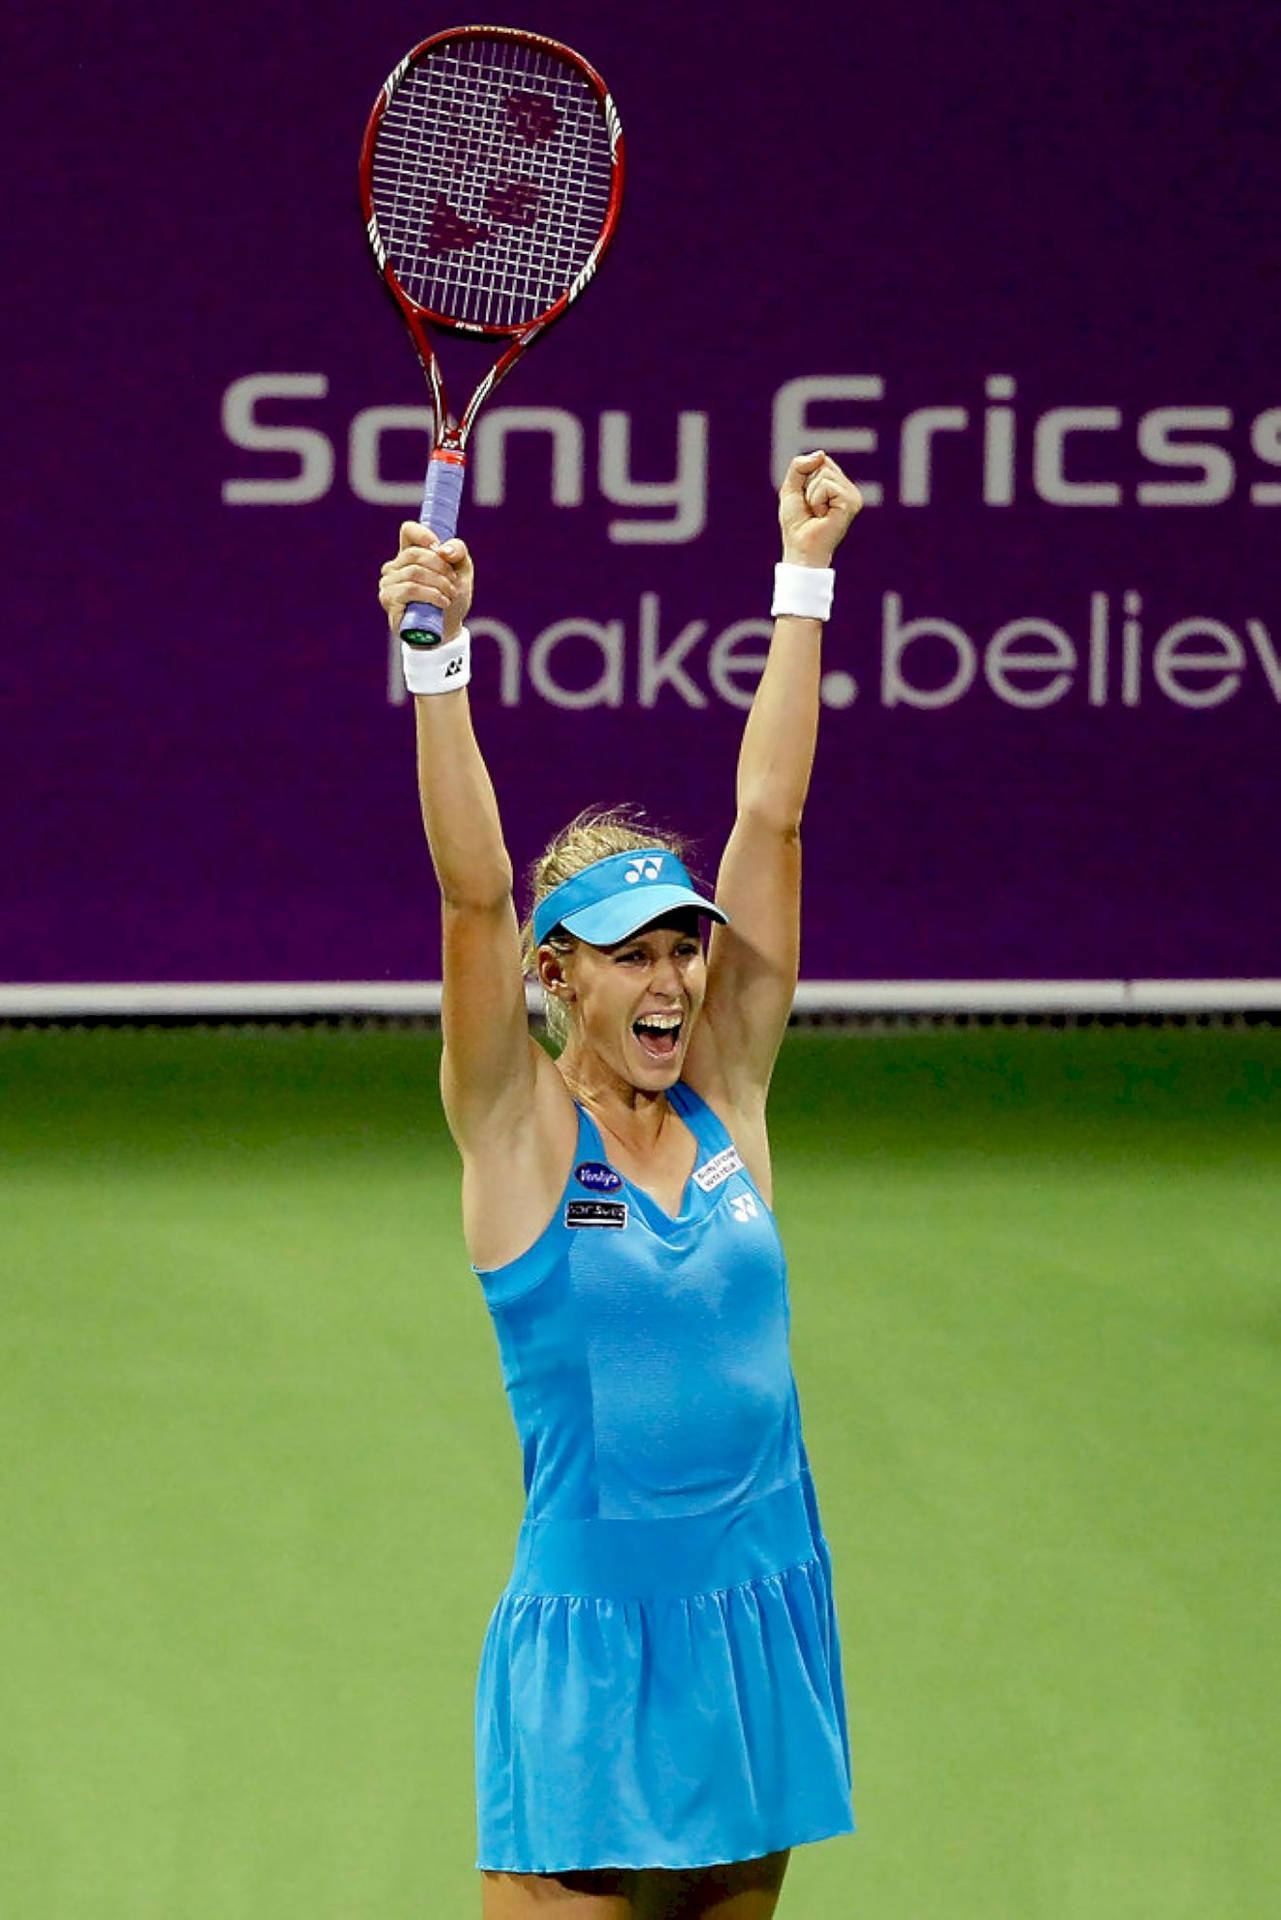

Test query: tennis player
[378,450,862,1918]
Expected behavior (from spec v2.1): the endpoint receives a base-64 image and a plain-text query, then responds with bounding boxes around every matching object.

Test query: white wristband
[772,562,835,622]
[402,626,471,696]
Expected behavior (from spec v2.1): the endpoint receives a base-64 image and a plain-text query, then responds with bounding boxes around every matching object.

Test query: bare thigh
[482,1854,789,1920]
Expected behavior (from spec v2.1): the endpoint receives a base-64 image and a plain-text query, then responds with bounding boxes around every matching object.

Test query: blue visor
[532,848,729,948]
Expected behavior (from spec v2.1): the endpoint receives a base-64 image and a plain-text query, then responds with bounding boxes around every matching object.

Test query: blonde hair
[522,806,692,1049]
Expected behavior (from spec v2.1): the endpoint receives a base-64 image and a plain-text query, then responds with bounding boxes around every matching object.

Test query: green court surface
[2,1022,1277,1919]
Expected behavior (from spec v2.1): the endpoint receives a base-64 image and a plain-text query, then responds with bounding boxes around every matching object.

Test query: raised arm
[690,453,862,1114]
[378,524,538,1145]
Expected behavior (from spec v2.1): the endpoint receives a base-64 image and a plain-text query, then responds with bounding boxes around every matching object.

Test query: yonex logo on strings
[625,858,663,883]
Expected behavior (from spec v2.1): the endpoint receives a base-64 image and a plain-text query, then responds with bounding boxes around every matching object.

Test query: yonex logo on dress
[729,1192,759,1222]
[624,857,663,883]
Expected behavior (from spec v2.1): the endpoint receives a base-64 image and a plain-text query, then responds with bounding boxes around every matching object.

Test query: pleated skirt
[475,1477,854,1873]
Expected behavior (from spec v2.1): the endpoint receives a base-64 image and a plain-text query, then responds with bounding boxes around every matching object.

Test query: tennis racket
[360,25,625,646]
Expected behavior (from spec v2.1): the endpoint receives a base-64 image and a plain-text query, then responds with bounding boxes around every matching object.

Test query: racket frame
[360,25,625,643]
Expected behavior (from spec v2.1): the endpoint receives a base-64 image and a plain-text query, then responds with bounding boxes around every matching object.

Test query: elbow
[735,791,803,842]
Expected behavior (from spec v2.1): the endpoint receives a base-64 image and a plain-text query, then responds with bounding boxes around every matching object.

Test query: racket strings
[371,39,616,330]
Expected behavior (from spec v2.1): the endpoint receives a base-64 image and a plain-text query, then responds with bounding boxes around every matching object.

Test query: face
[548,914,707,1090]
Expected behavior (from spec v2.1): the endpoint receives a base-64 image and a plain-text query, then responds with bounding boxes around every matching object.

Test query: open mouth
[632,1013,683,1060]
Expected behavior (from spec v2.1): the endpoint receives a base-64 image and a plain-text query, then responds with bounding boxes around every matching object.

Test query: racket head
[360,25,625,352]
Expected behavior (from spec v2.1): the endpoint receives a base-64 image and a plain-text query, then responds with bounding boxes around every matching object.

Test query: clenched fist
[778,452,862,568]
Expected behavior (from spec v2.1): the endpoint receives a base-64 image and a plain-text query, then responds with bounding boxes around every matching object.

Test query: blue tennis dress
[473,1082,854,1873]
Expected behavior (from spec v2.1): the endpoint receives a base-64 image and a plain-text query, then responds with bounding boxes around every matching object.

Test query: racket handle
[400,450,467,648]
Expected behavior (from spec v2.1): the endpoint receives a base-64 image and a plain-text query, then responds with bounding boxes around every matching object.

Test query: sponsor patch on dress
[574,1160,624,1194]
[692,1145,745,1192]
[565,1199,629,1230]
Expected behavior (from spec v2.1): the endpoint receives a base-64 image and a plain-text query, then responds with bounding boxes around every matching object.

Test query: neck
[558,1050,674,1149]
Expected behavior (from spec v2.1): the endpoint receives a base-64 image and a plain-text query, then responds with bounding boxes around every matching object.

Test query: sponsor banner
[3,3,1276,984]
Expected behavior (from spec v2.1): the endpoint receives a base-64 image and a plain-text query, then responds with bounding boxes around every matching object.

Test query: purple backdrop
[5,0,1277,985]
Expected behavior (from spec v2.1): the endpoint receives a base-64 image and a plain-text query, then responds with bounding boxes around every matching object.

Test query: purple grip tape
[400,454,467,648]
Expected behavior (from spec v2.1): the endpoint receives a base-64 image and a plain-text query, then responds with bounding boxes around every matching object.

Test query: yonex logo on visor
[531,848,729,948]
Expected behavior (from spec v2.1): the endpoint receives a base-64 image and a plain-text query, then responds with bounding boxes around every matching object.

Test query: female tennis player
[378,450,862,1918]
